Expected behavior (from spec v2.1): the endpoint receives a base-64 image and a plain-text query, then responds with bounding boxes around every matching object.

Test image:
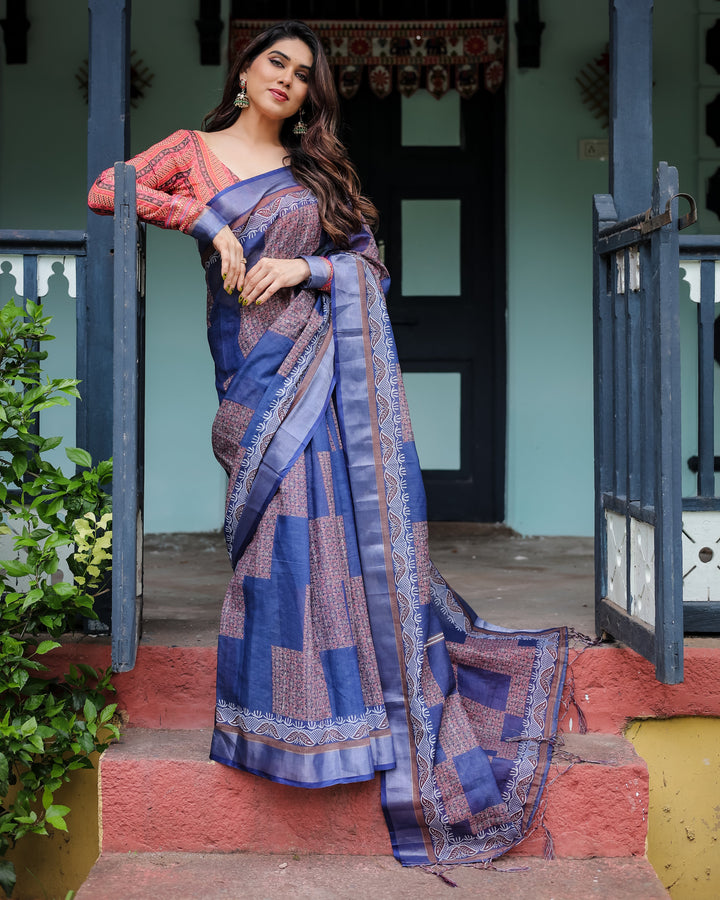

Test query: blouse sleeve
[87,129,225,242]
[300,224,390,296]
[300,255,333,290]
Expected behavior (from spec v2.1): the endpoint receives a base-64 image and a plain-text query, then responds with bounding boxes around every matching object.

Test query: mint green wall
[0,6,88,229]
[0,4,88,479]
[0,0,704,536]
[0,1,229,534]
[506,0,698,536]
[129,1,230,533]
[506,0,608,536]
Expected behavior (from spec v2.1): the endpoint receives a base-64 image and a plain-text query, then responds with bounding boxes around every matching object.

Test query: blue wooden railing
[594,180,720,683]
[679,235,720,506]
[0,229,102,620]
[593,163,685,683]
[111,162,146,672]
[679,235,720,630]
[0,231,87,305]
[0,229,88,445]
[0,170,146,671]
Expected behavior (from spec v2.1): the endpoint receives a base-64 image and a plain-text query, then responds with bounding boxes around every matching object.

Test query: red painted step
[570,644,720,732]
[46,642,217,729]
[75,852,670,899]
[97,729,648,859]
[46,642,720,733]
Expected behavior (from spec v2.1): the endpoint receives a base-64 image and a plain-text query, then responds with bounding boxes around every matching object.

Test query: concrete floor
[141,524,596,647]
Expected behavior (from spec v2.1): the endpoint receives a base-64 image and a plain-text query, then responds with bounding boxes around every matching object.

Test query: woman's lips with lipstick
[269,89,288,101]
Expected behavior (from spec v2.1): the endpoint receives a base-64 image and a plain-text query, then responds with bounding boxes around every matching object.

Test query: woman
[89,20,567,867]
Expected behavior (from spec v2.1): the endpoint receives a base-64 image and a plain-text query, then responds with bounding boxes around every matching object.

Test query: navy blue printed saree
[194,167,568,866]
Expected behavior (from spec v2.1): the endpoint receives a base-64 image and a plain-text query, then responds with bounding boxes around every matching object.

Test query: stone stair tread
[75,852,669,899]
[106,725,642,763]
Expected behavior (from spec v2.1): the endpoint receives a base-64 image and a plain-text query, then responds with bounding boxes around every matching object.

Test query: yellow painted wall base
[3,765,99,900]
[627,717,720,900]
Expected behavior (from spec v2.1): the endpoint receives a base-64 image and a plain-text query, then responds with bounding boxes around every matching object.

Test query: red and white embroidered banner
[229,20,506,99]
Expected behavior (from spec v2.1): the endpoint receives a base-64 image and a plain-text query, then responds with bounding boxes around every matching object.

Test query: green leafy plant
[0,298,118,898]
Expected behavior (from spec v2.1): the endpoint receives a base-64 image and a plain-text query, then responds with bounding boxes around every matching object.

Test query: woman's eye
[270,57,282,67]
[296,72,307,82]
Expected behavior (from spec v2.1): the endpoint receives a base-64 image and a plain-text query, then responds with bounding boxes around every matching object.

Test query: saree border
[331,253,568,865]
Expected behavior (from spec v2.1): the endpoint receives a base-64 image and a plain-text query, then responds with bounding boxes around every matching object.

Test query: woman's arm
[240,223,387,307]
[89,129,245,291]
[298,226,389,298]
[88,129,216,237]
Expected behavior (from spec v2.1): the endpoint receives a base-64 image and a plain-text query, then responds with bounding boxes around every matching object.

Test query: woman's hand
[241,257,311,306]
[212,225,247,296]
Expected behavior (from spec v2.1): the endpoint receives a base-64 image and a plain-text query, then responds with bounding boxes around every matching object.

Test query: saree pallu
[197,167,568,866]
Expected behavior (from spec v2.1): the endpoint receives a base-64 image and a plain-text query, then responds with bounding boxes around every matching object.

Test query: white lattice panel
[37,256,76,298]
[679,259,720,305]
[606,511,627,609]
[0,255,24,295]
[630,518,655,626]
[682,511,720,602]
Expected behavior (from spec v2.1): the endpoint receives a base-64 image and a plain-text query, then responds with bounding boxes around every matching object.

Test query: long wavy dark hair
[202,21,377,248]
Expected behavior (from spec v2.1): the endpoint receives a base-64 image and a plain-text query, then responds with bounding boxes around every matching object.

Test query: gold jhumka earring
[293,108,308,135]
[233,77,249,109]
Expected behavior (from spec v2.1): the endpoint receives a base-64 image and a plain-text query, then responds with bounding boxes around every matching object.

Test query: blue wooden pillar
[80,0,131,464]
[610,0,653,219]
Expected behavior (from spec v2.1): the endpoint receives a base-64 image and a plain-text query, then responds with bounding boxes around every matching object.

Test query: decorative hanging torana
[229,20,506,100]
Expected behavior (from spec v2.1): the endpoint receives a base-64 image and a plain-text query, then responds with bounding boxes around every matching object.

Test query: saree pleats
[203,168,568,865]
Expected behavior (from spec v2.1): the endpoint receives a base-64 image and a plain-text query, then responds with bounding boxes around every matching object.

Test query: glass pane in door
[401,90,461,146]
[401,199,461,296]
[403,371,461,469]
